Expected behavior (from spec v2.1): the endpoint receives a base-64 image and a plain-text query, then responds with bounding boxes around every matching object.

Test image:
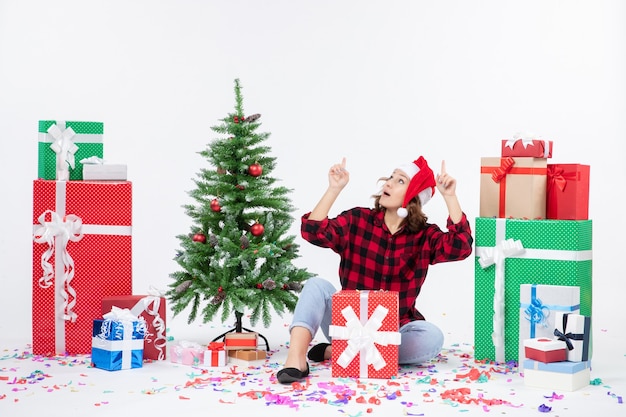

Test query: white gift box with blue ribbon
[91,307,146,371]
[518,284,580,368]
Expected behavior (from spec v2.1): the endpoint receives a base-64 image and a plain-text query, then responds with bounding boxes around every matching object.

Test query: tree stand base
[211,311,270,351]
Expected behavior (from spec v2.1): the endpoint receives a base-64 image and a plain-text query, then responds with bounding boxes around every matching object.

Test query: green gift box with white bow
[473,217,592,364]
[38,120,104,180]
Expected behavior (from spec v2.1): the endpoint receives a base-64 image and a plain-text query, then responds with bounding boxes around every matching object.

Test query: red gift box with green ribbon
[32,179,132,355]
[547,164,590,220]
[329,290,401,379]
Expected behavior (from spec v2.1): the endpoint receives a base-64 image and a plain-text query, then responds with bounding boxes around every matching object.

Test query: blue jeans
[289,276,444,365]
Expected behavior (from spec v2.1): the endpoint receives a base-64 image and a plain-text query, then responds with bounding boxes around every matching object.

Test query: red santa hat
[395,156,436,218]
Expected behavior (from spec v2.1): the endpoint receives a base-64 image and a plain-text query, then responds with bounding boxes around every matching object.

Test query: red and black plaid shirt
[301,207,473,326]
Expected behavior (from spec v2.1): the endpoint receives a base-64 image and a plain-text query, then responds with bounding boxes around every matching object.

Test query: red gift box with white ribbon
[523,337,568,363]
[329,290,401,379]
[501,136,553,158]
[32,179,132,355]
[101,292,167,360]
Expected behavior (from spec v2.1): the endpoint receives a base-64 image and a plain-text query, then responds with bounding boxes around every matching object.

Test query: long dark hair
[372,177,429,233]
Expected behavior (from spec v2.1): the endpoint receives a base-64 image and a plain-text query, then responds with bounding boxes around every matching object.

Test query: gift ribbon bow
[524,295,550,331]
[491,157,515,183]
[130,287,168,360]
[553,313,584,351]
[47,122,78,179]
[104,306,138,322]
[547,166,580,192]
[32,209,84,322]
[504,132,537,150]
[330,304,401,372]
[208,341,225,351]
[476,238,525,363]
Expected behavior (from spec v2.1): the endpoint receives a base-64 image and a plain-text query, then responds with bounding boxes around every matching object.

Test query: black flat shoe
[276,363,310,384]
[307,342,331,362]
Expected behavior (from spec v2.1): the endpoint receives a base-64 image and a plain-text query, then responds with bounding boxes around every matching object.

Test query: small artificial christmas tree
[167,79,313,337]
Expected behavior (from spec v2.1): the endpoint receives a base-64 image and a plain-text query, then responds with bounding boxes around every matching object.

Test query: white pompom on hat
[395,156,436,218]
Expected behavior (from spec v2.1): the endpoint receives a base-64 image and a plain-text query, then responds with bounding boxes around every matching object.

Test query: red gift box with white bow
[32,179,132,355]
[501,137,553,158]
[329,290,401,379]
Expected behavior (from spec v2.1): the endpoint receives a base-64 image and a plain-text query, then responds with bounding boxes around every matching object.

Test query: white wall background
[1,1,624,345]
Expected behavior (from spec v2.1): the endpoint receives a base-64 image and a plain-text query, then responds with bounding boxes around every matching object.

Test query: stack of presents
[31,119,265,371]
[168,332,267,368]
[474,133,592,391]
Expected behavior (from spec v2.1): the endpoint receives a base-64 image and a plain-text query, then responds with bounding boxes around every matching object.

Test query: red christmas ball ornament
[248,162,263,177]
[256,283,263,289]
[192,233,207,243]
[210,198,221,212]
[250,222,265,236]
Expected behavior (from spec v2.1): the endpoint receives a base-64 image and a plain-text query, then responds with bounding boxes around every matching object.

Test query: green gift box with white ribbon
[473,217,592,364]
[38,120,104,180]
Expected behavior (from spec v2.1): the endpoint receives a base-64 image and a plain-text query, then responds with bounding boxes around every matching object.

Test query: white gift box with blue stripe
[518,284,580,367]
[91,307,146,371]
[523,359,591,391]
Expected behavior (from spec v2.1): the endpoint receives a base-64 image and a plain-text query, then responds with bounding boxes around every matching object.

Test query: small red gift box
[101,294,167,360]
[204,342,227,367]
[329,290,401,379]
[547,164,590,220]
[524,338,567,363]
[480,157,547,219]
[501,138,553,158]
[224,332,258,350]
[32,180,132,355]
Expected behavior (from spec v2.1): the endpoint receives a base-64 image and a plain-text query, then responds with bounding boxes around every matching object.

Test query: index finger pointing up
[441,160,446,175]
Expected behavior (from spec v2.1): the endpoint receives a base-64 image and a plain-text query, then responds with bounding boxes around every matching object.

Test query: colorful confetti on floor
[1,334,624,417]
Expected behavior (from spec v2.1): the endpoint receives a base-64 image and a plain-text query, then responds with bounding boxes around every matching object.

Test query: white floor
[1,315,624,417]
